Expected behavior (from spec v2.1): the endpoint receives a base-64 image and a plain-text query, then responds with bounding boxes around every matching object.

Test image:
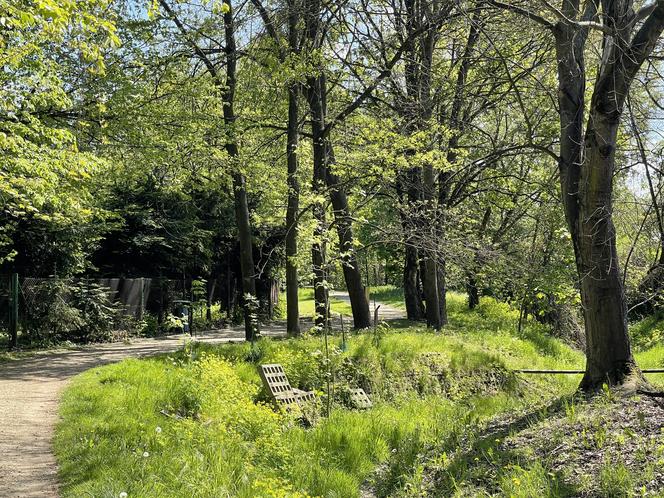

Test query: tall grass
[54,293,663,497]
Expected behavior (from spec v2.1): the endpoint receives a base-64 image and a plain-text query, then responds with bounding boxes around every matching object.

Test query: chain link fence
[0,274,10,335]
[2,274,281,348]
[1,275,196,346]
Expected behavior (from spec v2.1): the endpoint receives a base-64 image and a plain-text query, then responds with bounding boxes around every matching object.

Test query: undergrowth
[54,293,663,497]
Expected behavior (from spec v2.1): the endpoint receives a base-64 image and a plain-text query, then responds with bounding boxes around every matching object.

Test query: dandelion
[155,426,162,434]
[119,493,128,498]
[143,451,150,458]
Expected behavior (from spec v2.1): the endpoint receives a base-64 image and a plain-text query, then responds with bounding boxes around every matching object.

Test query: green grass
[53,292,664,497]
[369,285,407,310]
[294,287,354,319]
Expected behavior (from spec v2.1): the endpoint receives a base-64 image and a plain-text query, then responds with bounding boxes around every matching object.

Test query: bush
[23,279,125,343]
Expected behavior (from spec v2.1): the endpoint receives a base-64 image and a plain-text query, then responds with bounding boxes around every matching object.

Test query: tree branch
[487,0,555,29]
[157,0,219,79]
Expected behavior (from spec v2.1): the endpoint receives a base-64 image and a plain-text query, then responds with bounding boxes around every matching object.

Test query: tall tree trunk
[399,0,443,330]
[575,111,634,387]
[232,172,259,340]
[306,74,330,330]
[285,83,300,336]
[224,3,259,341]
[285,2,301,335]
[326,144,372,329]
[422,163,442,329]
[157,0,259,340]
[306,69,370,329]
[552,0,664,388]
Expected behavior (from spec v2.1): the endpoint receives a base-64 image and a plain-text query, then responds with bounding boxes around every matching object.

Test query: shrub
[23,279,124,343]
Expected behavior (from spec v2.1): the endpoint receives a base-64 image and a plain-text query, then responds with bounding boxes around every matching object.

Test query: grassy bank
[54,294,664,497]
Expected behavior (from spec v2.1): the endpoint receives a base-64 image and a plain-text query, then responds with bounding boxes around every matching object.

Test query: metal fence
[0,274,10,334]
[1,275,194,345]
[1,274,281,347]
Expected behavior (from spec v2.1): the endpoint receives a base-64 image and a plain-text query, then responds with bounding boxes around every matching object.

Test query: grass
[369,285,408,310]
[53,292,664,497]
[293,287,354,320]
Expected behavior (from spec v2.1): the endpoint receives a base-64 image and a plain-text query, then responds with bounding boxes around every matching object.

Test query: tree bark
[223,3,259,341]
[422,163,442,329]
[232,172,259,340]
[303,0,370,329]
[306,72,330,330]
[158,0,260,340]
[576,111,634,387]
[307,74,370,328]
[326,145,372,329]
[397,170,426,320]
[550,1,664,388]
[285,2,301,336]
[285,82,300,336]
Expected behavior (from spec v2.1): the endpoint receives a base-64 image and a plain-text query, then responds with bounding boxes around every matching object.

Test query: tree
[157,0,260,340]
[250,0,303,336]
[492,0,664,388]
[0,0,118,274]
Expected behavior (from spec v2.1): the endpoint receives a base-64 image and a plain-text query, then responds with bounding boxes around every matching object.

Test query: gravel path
[0,295,405,498]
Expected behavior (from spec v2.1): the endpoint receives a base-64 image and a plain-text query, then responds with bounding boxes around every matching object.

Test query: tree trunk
[437,261,448,325]
[206,278,216,322]
[232,172,259,340]
[224,3,259,341]
[467,272,480,309]
[284,1,301,336]
[551,1,664,387]
[397,171,426,320]
[306,71,370,329]
[326,158,372,329]
[285,82,300,336]
[422,163,442,330]
[467,207,491,309]
[403,244,425,319]
[306,72,330,330]
[156,0,260,340]
[575,111,635,388]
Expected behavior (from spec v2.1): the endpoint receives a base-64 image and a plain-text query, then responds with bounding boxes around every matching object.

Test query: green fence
[0,273,19,348]
[1,275,194,348]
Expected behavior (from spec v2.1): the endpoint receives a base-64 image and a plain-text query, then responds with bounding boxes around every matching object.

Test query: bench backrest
[259,364,294,402]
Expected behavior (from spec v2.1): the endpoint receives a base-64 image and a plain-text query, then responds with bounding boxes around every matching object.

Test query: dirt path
[0,326,285,498]
[0,296,405,498]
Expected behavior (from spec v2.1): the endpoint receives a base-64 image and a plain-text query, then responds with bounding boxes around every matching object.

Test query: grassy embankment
[54,290,664,497]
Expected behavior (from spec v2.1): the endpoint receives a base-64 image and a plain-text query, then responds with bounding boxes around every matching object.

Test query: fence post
[9,273,18,348]
[138,277,145,321]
